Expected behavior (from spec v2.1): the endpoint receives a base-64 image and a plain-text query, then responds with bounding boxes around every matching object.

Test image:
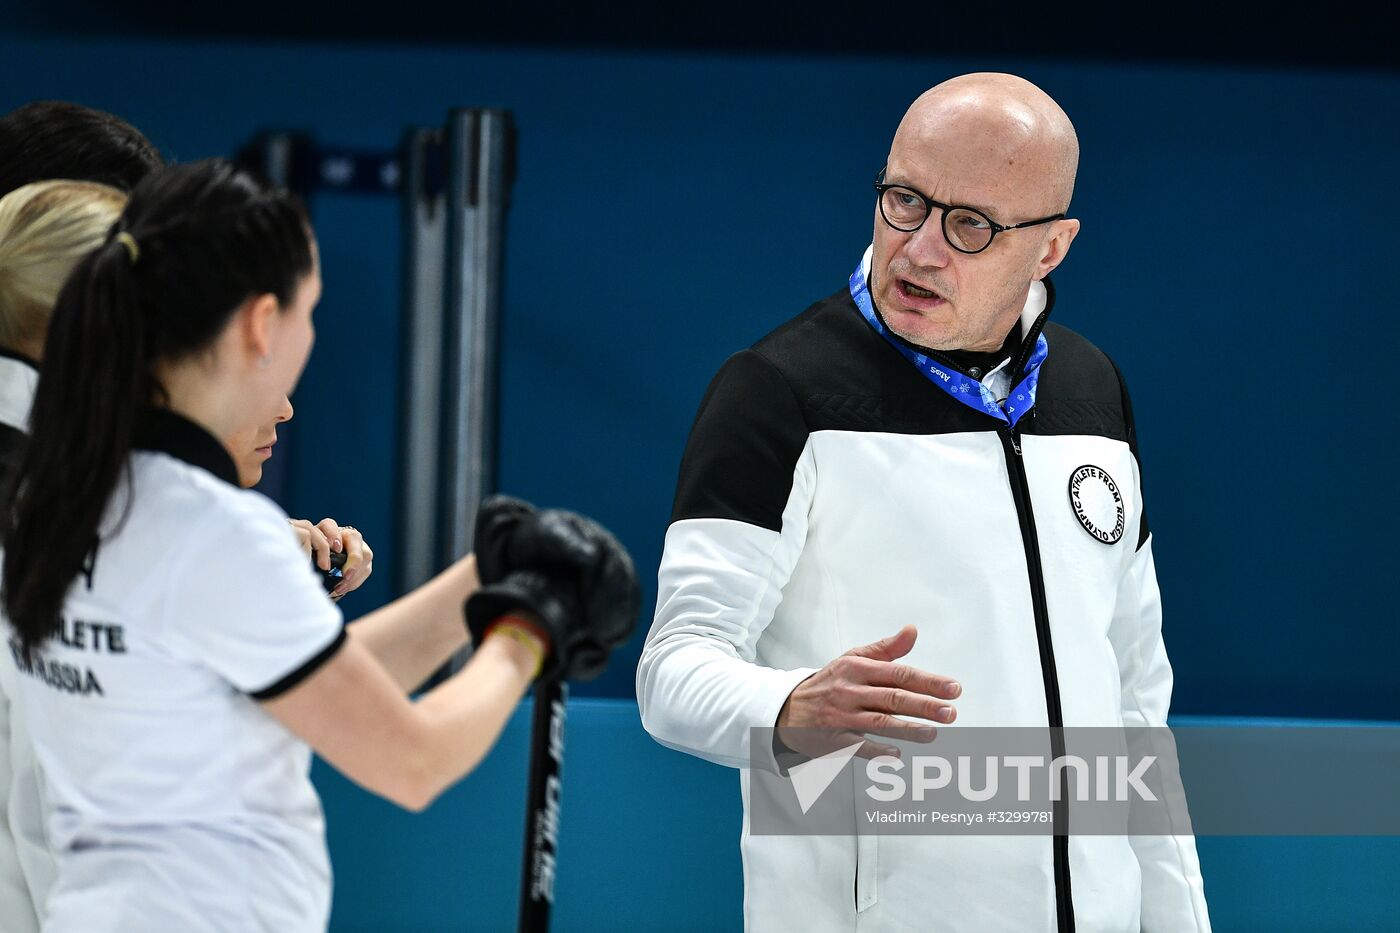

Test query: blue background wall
[3,36,1393,716]
[2,33,1398,930]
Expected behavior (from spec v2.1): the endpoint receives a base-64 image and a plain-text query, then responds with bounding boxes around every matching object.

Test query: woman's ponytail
[4,235,148,653]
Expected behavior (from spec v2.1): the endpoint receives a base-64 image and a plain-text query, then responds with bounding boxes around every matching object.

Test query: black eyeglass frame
[873,169,1066,255]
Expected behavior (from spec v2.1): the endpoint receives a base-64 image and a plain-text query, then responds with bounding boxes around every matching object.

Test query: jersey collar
[0,346,40,433]
[134,408,240,487]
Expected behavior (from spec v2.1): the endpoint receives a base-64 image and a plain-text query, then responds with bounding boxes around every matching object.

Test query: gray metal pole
[440,109,514,567]
[396,127,449,594]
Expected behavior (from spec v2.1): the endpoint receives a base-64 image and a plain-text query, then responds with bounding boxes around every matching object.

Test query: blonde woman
[0,178,126,933]
[0,180,126,468]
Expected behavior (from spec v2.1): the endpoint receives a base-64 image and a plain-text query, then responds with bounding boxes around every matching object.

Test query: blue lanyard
[848,258,1047,429]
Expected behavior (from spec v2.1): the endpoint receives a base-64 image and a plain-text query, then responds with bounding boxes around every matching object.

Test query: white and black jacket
[637,257,1211,932]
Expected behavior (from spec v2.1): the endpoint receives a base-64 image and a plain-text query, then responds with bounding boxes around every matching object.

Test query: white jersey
[3,409,345,932]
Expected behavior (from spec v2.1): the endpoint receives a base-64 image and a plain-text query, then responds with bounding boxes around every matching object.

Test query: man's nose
[276,397,294,423]
[904,211,953,269]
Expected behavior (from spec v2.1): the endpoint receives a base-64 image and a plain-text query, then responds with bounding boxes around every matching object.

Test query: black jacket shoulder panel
[754,289,995,436]
[670,347,811,530]
[1027,322,1130,445]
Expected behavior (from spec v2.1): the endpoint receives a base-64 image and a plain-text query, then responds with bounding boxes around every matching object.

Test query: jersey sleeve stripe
[247,626,348,701]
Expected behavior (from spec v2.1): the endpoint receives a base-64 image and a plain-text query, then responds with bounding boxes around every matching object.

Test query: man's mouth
[894,278,948,307]
[903,280,942,300]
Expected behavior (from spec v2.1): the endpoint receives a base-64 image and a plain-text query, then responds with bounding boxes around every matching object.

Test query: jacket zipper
[999,423,1075,933]
[882,288,1067,926]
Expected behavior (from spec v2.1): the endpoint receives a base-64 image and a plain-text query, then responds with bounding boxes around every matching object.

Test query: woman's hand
[289,518,375,600]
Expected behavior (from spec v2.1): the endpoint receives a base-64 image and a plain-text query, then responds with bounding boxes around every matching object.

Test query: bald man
[639,74,1211,932]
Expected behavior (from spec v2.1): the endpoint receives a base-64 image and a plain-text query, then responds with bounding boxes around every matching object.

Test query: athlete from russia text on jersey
[0,159,640,932]
[638,73,1211,931]
[0,102,384,931]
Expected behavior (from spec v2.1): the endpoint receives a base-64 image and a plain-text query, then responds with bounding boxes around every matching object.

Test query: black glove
[517,508,640,681]
[473,495,539,586]
[469,495,642,681]
[464,570,576,682]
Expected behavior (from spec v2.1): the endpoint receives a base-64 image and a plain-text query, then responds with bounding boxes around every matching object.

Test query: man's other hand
[774,625,961,761]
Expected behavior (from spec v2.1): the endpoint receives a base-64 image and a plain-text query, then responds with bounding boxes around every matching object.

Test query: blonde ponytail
[0,180,126,356]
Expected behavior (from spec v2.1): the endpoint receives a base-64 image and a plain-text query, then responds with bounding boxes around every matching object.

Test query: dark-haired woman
[0,159,638,931]
[0,179,377,929]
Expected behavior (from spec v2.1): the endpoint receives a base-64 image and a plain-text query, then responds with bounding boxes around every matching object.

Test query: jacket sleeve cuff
[746,666,820,776]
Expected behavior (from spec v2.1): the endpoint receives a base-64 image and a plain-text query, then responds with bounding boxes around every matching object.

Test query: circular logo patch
[1068,465,1125,545]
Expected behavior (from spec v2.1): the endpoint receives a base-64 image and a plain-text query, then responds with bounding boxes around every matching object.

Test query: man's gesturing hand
[774,625,961,761]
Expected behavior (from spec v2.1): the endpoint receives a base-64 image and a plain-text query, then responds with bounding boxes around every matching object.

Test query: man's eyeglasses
[874,169,1065,255]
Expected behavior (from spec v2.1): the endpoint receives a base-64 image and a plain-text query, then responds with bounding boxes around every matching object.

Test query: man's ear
[239,293,281,362]
[1035,218,1080,281]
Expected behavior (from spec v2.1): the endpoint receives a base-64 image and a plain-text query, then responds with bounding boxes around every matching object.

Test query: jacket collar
[133,407,240,487]
[856,244,1056,378]
[1008,276,1055,378]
